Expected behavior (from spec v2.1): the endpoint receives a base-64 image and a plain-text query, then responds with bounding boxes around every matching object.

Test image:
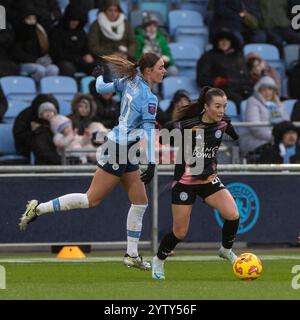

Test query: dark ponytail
[175,86,226,120]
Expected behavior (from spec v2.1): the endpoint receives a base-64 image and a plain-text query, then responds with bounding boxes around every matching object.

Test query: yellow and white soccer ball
[233,253,262,280]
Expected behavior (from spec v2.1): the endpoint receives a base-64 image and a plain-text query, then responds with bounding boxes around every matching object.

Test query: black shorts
[172,177,225,205]
[97,140,140,177]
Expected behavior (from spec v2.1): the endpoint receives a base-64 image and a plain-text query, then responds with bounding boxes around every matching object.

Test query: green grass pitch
[0,253,299,300]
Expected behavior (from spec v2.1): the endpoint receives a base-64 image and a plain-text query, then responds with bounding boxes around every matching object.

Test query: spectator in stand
[0,22,20,76]
[134,13,177,76]
[246,53,281,93]
[13,94,60,161]
[31,101,62,165]
[0,87,8,123]
[196,28,252,113]
[13,0,61,31]
[89,79,120,129]
[257,121,300,164]
[209,0,267,44]
[13,6,59,82]
[49,4,96,77]
[87,0,136,60]
[68,93,97,135]
[239,76,289,155]
[259,0,300,50]
[156,90,191,127]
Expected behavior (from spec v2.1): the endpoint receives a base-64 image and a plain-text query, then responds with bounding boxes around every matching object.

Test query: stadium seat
[139,1,169,24]
[0,76,36,103]
[130,10,165,29]
[169,42,203,79]
[226,100,239,121]
[40,76,77,102]
[243,43,280,61]
[283,44,300,68]
[283,99,297,119]
[162,76,199,99]
[179,1,208,15]
[58,100,72,116]
[80,76,94,94]
[159,99,171,112]
[3,100,29,123]
[240,100,247,121]
[0,123,27,163]
[168,10,205,37]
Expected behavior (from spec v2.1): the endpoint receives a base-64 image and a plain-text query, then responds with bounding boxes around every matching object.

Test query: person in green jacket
[134,13,178,76]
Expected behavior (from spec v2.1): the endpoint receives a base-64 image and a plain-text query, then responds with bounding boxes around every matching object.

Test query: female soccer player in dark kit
[152,86,240,280]
[19,53,166,271]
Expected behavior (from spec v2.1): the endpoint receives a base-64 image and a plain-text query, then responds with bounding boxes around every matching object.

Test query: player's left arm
[223,115,239,141]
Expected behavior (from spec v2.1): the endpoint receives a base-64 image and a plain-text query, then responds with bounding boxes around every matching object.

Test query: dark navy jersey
[165,114,239,183]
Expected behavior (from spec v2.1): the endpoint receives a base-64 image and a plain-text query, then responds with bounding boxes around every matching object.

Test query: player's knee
[173,228,187,240]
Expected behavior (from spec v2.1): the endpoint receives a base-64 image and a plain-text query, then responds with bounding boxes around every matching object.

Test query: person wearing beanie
[49,114,88,164]
[13,94,60,160]
[258,121,300,164]
[239,76,289,155]
[30,99,61,165]
[134,12,177,76]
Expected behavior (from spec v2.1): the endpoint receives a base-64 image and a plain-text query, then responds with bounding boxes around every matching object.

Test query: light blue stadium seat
[283,44,300,68]
[80,76,94,94]
[159,99,171,112]
[130,9,165,29]
[139,1,169,23]
[283,99,297,119]
[169,10,205,37]
[243,43,280,61]
[240,100,247,121]
[58,100,72,116]
[226,100,239,121]
[162,76,199,99]
[40,76,77,102]
[178,0,209,16]
[169,42,203,79]
[0,76,36,103]
[0,123,27,162]
[3,100,29,123]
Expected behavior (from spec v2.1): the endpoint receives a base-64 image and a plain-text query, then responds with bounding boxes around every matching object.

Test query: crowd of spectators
[1,0,300,165]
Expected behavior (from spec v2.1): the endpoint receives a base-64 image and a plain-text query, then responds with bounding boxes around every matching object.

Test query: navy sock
[157,232,181,260]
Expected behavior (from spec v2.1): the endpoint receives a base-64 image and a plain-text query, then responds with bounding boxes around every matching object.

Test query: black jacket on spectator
[13,7,46,63]
[13,94,59,158]
[31,118,61,165]
[196,29,252,110]
[0,23,20,76]
[49,5,89,70]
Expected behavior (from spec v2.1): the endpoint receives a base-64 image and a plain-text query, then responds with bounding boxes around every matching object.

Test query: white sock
[126,204,147,257]
[36,193,89,216]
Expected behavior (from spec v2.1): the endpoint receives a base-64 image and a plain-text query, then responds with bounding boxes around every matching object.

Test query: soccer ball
[233,253,262,280]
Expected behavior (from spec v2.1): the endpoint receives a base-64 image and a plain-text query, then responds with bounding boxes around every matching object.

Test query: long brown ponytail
[100,52,161,80]
[175,86,226,120]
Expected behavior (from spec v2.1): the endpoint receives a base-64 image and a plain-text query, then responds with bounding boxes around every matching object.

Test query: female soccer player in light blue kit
[19,53,166,270]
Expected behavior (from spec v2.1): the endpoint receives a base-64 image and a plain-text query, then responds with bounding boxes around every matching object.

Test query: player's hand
[140,163,156,185]
[92,64,104,78]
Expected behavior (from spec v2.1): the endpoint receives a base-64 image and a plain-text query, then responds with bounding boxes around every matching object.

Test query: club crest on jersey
[148,103,156,115]
[215,130,222,139]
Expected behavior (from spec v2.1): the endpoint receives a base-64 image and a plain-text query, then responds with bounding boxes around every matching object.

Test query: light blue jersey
[96,75,158,163]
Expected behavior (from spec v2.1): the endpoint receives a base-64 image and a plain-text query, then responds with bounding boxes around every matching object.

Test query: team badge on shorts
[179,192,188,201]
[148,103,156,115]
[112,164,120,171]
[215,130,222,139]
[214,182,260,234]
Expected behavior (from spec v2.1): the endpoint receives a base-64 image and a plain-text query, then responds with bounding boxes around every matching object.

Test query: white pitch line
[0,255,299,264]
